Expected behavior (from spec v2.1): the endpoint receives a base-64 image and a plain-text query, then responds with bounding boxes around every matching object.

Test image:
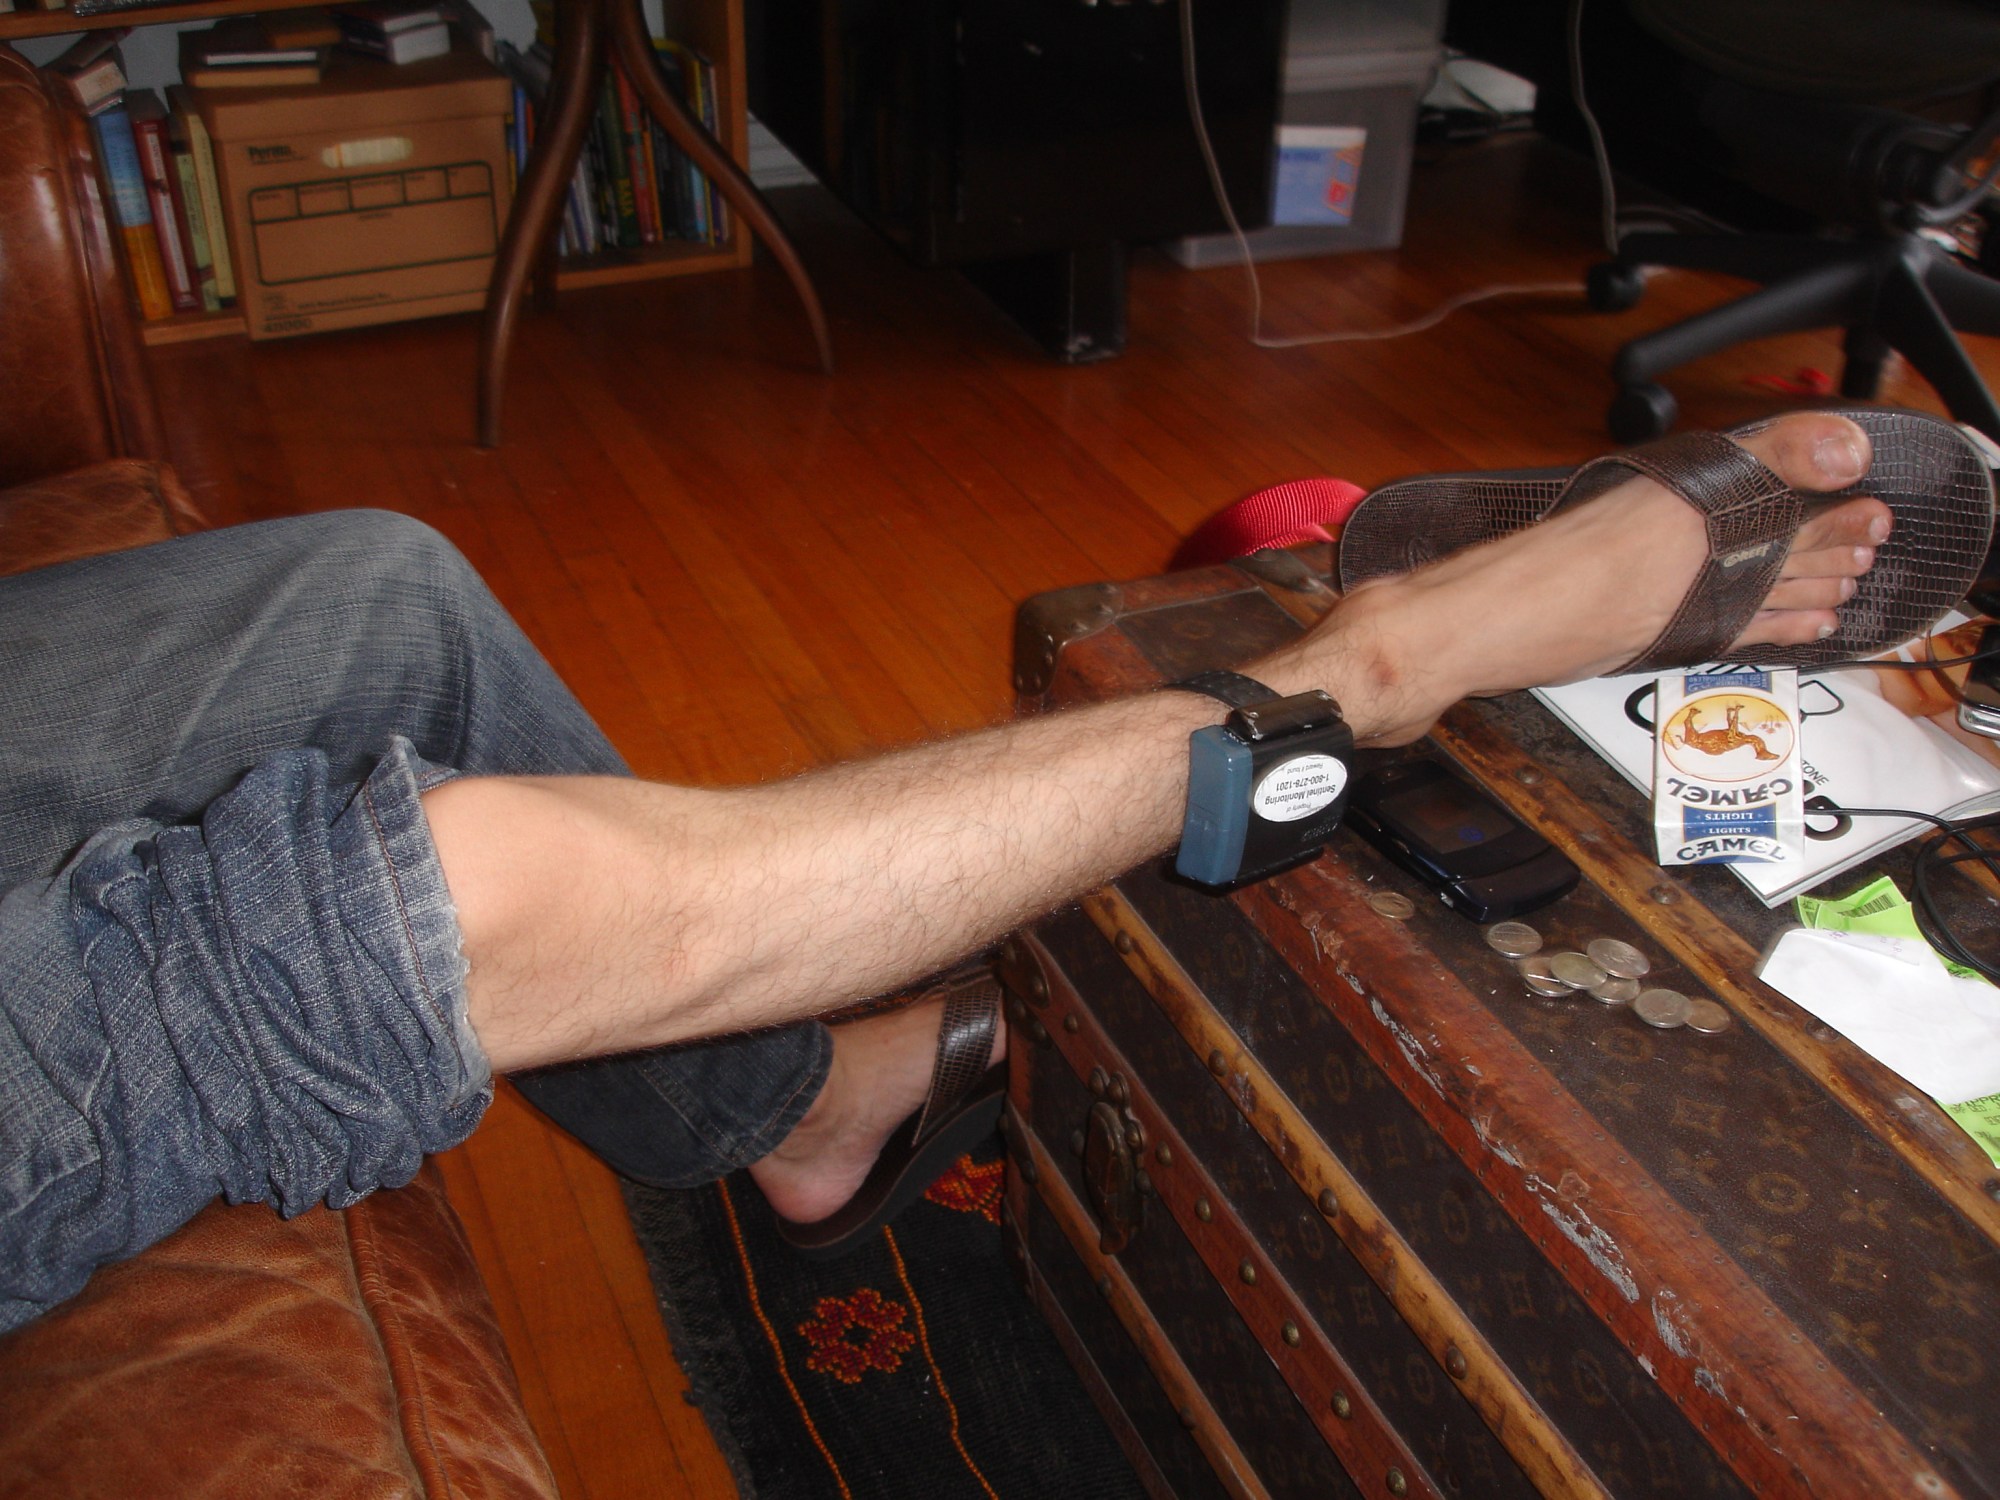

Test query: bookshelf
[7,0,754,344]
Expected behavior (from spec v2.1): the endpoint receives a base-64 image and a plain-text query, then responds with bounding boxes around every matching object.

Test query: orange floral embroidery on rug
[798,1288,917,1384]
[924,1153,1004,1223]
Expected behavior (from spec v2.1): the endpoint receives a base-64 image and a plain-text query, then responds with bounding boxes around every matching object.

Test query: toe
[1760,574,1857,612]
[1733,412,1872,493]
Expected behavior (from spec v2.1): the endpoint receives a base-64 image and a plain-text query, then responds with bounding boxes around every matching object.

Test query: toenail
[1841,577,1856,600]
[1816,432,1866,480]
[1868,516,1891,543]
[1817,622,1838,639]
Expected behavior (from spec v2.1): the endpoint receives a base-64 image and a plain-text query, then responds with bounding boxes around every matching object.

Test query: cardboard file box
[198,53,512,340]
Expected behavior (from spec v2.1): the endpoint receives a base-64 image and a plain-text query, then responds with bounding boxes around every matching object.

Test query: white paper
[1758,928,2000,1103]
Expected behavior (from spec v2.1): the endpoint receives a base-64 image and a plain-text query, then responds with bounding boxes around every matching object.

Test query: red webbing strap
[1170,477,1369,569]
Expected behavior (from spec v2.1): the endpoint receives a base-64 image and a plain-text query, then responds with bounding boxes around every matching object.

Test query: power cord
[1175,0,1582,351]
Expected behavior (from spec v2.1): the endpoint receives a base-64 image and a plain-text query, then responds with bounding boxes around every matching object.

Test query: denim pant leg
[0,515,829,1292]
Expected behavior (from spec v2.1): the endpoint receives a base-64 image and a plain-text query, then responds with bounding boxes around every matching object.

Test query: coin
[1517,956,1570,998]
[1368,891,1416,920]
[1485,921,1542,958]
[1588,976,1641,1006]
[1586,937,1650,980]
[1550,951,1609,990]
[1634,989,1691,1029]
[1685,998,1733,1034]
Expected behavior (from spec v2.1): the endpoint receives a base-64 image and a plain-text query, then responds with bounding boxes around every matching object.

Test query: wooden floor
[151,132,1994,1498]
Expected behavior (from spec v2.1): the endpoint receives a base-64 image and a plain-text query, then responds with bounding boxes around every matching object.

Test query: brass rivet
[1239,1260,1258,1285]
[1195,1198,1213,1222]
[1029,1019,1050,1045]
[1006,995,1027,1024]
[1109,1076,1130,1107]
[1649,884,1680,905]
[1090,1068,1109,1097]
[1177,1406,1197,1429]
[1063,1014,1080,1033]
[1281,1321,1300,1346]
[1019,1156,1038,1185]
[1331,1391,1352,1419]
[1446,1346,1468,1379]
[1156,1144,1174,1166]
[1316,1188,1339,1219]
[1207,1049,1228,1076]
[1387,1469,1408,1497]
[1029,971,1049,1001]
[1135,1169,1154,1196]
[1001,939,1020,966]
[1115,931,1134,954]
[1513,767,1543,786]
[1097,1274,1113,1296]
[1124,1119,1144,1149]
[1987,1179,2000,1203]
[1070,1130,1086,1155]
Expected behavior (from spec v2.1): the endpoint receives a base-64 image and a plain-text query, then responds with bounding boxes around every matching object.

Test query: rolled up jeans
[0,510,830,1333]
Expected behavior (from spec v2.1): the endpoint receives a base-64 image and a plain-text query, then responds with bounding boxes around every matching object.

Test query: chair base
[1597,229,2000,444]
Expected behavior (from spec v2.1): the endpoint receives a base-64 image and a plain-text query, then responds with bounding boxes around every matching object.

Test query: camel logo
[1661,691,1797,782]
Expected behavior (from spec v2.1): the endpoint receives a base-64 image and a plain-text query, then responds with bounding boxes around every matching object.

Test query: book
[180,21,324,88]
[1533,617,2000,906]
[125,90,199,315]
[263,8,342,48]
[164,112,221,312]
[89,106,173,321]
[168,85,236,305]
[335,2,445,37]
[437,0,494,62]
[45,27,129,113]
[341,21,450,63]
[596,72,640,249]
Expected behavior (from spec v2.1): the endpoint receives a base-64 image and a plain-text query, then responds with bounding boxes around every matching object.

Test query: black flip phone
[1345,755,1579,923]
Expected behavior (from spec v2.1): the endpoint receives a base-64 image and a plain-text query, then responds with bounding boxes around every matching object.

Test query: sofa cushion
[0,1161,559,1500]
[0,459,205,578]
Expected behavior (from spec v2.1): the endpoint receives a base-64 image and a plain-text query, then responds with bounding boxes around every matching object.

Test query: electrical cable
[1566,0,1621,258]
[1176,0,1581,351]
[1803,805,2000,983]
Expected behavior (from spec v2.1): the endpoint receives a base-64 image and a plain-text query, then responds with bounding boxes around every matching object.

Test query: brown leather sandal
[1337,407,1995,672]
[775,964,1006,1259]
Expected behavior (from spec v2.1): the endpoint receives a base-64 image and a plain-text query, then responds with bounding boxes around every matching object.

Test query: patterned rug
[623,1134,1146,1500]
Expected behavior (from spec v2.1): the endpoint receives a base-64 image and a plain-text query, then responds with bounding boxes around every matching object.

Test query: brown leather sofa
[0,47,559,1500]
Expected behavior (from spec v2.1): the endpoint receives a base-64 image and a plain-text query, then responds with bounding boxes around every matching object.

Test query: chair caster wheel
[1587,262,1646,313]
[1609,384,1677,444]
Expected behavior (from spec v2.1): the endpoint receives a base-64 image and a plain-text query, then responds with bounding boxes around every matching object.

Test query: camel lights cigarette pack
[1652,669,1805,868]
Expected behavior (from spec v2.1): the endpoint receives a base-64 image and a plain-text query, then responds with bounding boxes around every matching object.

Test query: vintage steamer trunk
[998,547,2000,1500]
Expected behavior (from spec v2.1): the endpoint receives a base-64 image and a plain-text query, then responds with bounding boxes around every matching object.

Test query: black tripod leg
[1840,324,1892,400]
[1879,264,2000,443]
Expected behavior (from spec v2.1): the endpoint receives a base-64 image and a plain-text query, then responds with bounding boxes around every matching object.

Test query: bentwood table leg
[476,0,607,448]
[604,0,834,378]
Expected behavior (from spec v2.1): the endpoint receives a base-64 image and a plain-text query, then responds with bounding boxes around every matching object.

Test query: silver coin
[1485,921,1542,958]
[1517,955,1570,998]
[1550,951,1609,990]
[1586,937,1650,980]
[1634,989,1691,1029]
[1368,891,1416,920]
[1588,976,1641,1006]
[1685,998,1733,1034]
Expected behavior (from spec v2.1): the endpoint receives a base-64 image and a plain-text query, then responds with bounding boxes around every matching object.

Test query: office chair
[1580,0,2000,444]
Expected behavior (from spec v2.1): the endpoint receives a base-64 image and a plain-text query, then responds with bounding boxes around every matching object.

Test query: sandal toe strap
[1558,430,1804,675]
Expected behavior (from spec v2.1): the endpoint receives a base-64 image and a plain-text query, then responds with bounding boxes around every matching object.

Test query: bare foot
[1260,413,1894,746]
[747,992,1008,1225]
